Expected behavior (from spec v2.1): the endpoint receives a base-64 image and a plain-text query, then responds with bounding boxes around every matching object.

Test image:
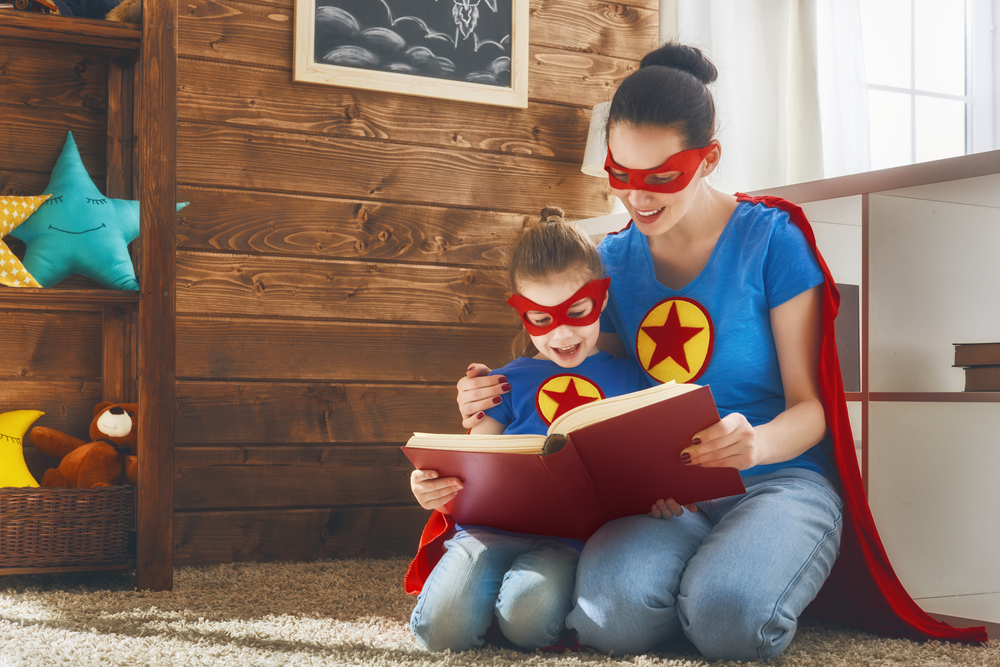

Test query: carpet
[0,558,996,666]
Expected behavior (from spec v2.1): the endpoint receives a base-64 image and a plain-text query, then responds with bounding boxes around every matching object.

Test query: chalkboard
[316,0,512,86]
[294,0,528,108]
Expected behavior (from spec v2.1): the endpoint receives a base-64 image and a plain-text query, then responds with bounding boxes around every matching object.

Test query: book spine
[964,365,1000,391]
[540,436,608,541]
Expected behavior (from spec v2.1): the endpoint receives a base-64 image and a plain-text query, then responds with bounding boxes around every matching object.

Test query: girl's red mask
[507,278,611,335]
[604,144,716,193]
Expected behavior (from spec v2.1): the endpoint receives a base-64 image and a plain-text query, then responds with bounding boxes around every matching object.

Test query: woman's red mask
[507,278,611,335]
[604,144,716,193]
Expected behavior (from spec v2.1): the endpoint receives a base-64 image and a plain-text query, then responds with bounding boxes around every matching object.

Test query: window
[860,0,993,170]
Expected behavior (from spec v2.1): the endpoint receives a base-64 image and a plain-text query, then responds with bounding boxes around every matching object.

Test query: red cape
[405,193,988,644]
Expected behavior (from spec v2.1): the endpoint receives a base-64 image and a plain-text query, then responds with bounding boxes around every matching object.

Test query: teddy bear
[28,402,138,488]
[104,0,140,22]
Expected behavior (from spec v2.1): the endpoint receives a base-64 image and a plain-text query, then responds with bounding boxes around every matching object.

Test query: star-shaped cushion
[0,195,50,288]
[8,132,188,290]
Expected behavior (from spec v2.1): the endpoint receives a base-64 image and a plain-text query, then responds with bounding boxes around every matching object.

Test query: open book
[402,382,746,541]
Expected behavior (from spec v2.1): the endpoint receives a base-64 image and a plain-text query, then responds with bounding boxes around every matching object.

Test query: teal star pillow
[8,131,188,290]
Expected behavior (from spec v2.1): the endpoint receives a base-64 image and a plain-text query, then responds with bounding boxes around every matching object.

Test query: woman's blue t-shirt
[597,199,835,480]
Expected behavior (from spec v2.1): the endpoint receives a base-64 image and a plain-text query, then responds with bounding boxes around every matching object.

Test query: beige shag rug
[0,557,996,667]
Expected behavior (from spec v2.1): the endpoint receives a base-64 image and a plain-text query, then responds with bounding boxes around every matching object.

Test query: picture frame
[293,0,529,108]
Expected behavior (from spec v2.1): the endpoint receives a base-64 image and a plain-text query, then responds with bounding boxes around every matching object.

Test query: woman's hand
[457,364,509,430]
[649,498,698,519]
[681,412,763,470]
[411,469,463,511]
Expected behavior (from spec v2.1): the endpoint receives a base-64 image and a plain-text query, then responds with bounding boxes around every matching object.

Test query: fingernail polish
[497,376,507,383]
[691,438,702,445]
[477,412,485,419]
[680,452,692,464]
[493,396,502,404]
[501,383,511,392]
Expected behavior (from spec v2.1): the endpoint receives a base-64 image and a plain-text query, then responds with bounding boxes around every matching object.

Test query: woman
[452,42,986,660]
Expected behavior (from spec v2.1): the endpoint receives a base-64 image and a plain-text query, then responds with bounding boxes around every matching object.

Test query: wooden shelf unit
[0,11,140,53]
[757,148,1000,634]
[0,6,177,591]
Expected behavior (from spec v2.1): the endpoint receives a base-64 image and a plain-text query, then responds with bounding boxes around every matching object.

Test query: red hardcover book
[401,383,746,541]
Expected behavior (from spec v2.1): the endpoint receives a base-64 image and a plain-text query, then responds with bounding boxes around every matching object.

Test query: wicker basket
[0,486,133,568]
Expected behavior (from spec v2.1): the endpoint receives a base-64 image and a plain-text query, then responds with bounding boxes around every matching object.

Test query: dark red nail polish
[691,438,702,445]
[477,412,485,419]
[681,452,692,464]
[493,396,502,404]
[497,376,507,383]
[501,383,511,392]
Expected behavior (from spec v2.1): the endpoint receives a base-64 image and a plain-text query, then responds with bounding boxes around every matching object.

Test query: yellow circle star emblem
[535,374,604,426]
[635,297,713,384]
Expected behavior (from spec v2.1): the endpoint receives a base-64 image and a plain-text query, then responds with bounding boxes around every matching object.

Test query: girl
[407,207,648,653]
[455,42,985,660]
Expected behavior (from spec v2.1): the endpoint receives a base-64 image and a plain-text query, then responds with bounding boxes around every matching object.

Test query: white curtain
[661,0,871,193]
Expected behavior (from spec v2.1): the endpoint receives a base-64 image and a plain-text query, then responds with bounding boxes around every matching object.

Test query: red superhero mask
[604,144,716,193]
[507,278,611,335]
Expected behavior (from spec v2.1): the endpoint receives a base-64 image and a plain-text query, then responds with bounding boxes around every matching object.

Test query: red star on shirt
[541,378,599,422]
[640,302,704,372]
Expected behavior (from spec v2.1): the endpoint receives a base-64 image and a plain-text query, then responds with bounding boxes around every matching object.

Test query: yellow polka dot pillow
[0,195,50,288]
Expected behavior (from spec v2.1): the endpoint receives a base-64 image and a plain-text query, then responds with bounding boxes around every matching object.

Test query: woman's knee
[679,587,797,661]
[568,515,706,653]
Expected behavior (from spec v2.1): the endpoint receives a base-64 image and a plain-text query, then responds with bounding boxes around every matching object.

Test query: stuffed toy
[105,0,139,22]
[0,410,45,488]
[0,195,49,288]
[7,132,188,290]
[29,402,138,488]
[13,0,137,20]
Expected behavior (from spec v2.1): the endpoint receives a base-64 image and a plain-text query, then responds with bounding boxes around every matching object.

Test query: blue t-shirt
[598,199,835,479]
[484,351,650,434]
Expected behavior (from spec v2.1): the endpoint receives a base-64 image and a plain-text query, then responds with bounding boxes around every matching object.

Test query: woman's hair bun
[640,42,717,85]
[539,206,565,223]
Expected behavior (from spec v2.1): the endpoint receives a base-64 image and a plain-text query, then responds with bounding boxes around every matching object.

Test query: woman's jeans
[566,468,843,661]
[411,528,579,652]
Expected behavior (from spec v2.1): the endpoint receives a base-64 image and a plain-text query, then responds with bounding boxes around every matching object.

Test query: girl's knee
[497,613,564,650]
[411,607,489,653]
[495,565,574,649]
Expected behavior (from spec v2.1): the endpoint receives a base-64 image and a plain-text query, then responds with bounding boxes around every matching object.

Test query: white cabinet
[759,153,1000,633]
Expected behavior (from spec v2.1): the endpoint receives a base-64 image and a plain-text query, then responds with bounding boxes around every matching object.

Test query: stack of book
[954,342,1000,391]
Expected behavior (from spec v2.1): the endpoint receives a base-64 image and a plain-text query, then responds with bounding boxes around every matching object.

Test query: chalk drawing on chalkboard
[293,0,528,108]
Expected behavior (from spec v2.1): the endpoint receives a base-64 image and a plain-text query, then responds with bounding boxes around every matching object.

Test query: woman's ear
[702,140,722,176]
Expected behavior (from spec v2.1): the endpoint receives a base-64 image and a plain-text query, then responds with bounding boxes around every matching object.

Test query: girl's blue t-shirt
[461,351,649,547]
[484,351,650,434]
[597,199,836,480]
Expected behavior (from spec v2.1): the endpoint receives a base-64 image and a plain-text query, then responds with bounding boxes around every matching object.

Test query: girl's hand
[649,498,697,519]
[681,412,763,470]
[411,469,463,511]
[457,364,509,430]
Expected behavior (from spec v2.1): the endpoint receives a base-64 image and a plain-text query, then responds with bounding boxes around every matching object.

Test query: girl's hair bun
[539,206,565,223]
[640,42,717,85]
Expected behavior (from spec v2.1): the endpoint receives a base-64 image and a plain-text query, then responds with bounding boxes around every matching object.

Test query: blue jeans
[566,468,843,661]
[410,528,580,652]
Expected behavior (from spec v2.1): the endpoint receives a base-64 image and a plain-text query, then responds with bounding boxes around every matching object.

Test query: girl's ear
[600,294,610,311]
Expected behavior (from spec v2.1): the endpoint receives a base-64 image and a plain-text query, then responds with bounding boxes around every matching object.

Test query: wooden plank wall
[171,0,659,565]
[0,41,113,477]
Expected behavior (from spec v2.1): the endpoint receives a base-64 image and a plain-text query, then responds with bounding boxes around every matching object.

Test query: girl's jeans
[411,527,579,652]
[567,467,843,661]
